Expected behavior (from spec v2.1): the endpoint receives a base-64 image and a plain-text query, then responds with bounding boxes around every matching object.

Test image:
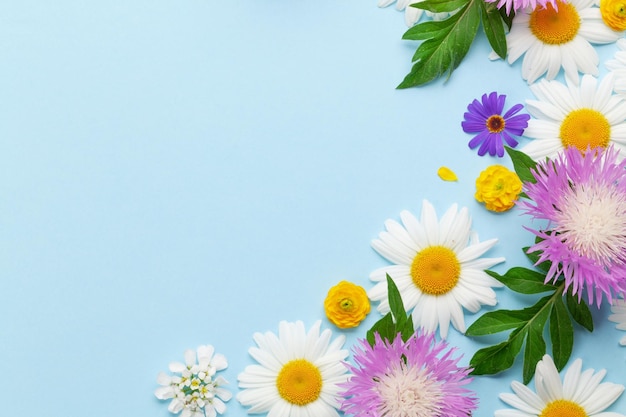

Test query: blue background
[1,1,625,415]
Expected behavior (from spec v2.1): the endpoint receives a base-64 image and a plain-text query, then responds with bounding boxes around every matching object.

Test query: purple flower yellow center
[486,114,506,133]
[529,0,581,45]
[539,399,587,417]
[276,359,322,406]
[410,246,460,295]
[559,108,611,152]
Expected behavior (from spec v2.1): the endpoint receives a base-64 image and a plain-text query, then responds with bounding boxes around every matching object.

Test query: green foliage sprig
[366,274,415,345]
[466,249,594,384]
[398,0,509,88]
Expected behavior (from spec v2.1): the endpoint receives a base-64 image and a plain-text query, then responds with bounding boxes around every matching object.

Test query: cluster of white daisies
[154,198,626,417]
[154,0,626,416]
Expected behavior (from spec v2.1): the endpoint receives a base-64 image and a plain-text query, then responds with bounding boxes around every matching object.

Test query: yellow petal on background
[437,166,458,181]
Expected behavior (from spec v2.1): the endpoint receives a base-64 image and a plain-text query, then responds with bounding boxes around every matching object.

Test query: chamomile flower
[155,345,231,417]
[609,296,626,346]
[498,0,622,85]
[368,200,505,339]
[340,331,477,417]
[496,354,625,417]
[520,73,626,161]
[237,320,349,417]
[521,145,626,306]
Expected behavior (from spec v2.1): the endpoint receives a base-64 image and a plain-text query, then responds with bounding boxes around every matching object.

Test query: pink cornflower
[340,332,477,417]
[520,145,626,306]
[485,0,557,15]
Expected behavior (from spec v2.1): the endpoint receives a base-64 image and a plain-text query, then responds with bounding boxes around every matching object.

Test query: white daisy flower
[237,320,349,417]
[609,297,626,346]
[499,0,622,85]
[496,354,625,416]
[155,345,231,417]
[519,73,626,160]
[368,199,505,339]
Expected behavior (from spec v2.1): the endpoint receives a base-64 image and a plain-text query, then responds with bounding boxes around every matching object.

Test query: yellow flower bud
[475,165,522,213]
[601,0,626,31]
[323,281,370,328]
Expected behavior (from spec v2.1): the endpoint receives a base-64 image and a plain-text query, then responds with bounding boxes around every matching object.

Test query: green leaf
[366,312,395,347]
[366,275,418,346]
[400,313,415,342]
[403,20,454,41]
[468,294,553,379]
[565,291,594,332]
[550,295,573,371]
[386,274,407,329]
[523,303,550,384]
[398,0,481,88]
[470,327,526,375]
[523,246,551,273]
[505,146,538,184]
[480,1,507,59]
[411,0,470,13]
[499,5,515,30]
[466,309,537,336]
[486,268,556,294]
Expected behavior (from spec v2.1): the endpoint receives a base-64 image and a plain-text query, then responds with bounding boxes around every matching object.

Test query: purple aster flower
[462,91,530,157]
[340,332,477,417]
[520,145,626,307]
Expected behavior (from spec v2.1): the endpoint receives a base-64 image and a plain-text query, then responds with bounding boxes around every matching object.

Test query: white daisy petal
[499,391,543,414]
[609,297,626,345]
[510,381,546,411]
[581,383,625,414]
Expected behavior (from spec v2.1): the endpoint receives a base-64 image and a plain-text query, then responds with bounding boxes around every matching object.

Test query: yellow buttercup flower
[601,0,626,31]
[324,281,370,328]
[475,165,522,213]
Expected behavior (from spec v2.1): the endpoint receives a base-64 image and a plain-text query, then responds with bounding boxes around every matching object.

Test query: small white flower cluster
[155,345,231,417]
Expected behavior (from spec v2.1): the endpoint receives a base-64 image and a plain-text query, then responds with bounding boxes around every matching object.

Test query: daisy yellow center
[529,1,581,45]
[486,115,506,133]
[559,108,611,152]
[539,399,587,417]
[410,246,460,295]
[276,359,322,406]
